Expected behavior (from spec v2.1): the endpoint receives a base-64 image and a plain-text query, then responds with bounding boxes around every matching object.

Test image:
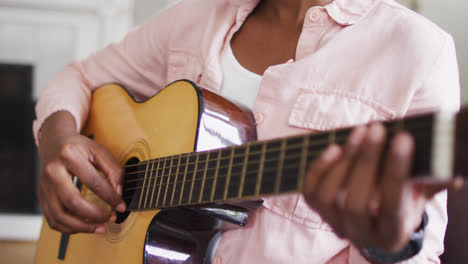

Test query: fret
[162,156,175,207]
[178,154,191,205]
[274,139,286,194]
[238,145,250,198]
[148,158,161,208]
[227,148,245,199]
[137,161,151,209]
[328,130,336,144]
[223,148,235,200]
[336,129,352,146]
[190,153,208,204]
[123,161,144,210]
[198,152,210,203]
[298,136,309,191]
[188,153,200,204]
[395,119,404,131]
[243,144,262,197]
[143,159,156,209]
[210,150,222,201]
[255,143,267,195]
[259,140,281,195]
[212,149,230,201]
[200,153,217,202]
[170,155,182,206]
[308,133,329,154]
[278,137,304,193]
[155,157,167,208]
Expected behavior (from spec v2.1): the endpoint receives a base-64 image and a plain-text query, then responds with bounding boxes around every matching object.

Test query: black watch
[361,211,428,264]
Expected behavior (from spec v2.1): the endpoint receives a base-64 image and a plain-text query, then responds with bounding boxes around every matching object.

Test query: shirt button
[254,112,264,125]
[309,9,321,22]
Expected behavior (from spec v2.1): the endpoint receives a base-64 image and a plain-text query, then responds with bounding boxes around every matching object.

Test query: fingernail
[322,145,341,162]
[95,225,105,234]
[109,213,117,223]
[368,123,385,142]
[348,126,367,147]
[453,177,464,189]
[393,133,413,156]
[116,202,126,213]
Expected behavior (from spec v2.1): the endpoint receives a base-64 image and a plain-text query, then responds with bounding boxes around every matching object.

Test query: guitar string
[120,134,432,192]
[119,131,433,204]
[120,119,431,170]
[123,142,328,182]
[119,136,433,202]
[121,173,297,203]
[120,123,431,183]
[122,159,306,194]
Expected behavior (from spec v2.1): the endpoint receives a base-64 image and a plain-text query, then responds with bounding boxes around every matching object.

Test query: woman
[35,0,463,263]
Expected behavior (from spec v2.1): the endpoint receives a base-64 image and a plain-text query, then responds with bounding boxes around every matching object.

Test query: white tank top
[220,43,262,111]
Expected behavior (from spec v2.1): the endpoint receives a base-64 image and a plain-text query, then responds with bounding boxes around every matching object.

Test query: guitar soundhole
[116,157,140,224]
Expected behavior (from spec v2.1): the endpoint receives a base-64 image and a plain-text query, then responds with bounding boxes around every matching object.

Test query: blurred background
[0,0,466,263]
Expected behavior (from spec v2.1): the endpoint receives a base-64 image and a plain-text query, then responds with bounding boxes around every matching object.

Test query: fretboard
[122,113,435,211]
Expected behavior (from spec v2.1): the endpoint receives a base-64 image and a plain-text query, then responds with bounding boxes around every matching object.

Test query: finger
[341,123,386,242]
[42,181,103,234]
[303,144,342,204]
[303,144,343,236]
[59,143,123,210]
[412,177,465,199]
[377,132,414,251]
[52,166,112,223]
[345,123,385,210]
[92,145,125,195]
[49,191,103,234]
[380,132,414,216]
[317,126,367,208]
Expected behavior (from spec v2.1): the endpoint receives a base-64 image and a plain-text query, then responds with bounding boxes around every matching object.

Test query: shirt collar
[325,0,380,26]
[229,0,380,26]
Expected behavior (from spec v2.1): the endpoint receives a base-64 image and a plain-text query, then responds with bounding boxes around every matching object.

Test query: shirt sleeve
[406,34,460,115]
[33,5,179,146]
[348,35,460,264]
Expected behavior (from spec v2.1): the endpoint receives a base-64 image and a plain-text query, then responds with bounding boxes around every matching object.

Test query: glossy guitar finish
[35,80,257,264]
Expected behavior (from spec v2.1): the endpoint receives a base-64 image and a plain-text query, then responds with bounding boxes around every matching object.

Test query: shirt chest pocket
[166,50,203,84]
[288,90,397,131]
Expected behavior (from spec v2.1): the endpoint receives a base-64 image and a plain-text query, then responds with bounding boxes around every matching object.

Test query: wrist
[361,211,428,264]
[38,111,79,161]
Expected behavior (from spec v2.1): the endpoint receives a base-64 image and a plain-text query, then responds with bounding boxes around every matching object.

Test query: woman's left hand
[302,123,464,253]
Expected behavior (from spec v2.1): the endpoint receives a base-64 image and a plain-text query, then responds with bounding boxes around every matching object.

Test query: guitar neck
[123,112,438,211]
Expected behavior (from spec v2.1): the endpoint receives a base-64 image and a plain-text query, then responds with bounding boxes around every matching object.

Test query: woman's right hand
[37,111,125,234]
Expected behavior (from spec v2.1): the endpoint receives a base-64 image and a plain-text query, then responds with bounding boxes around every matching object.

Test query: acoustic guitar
[35,80,468,264]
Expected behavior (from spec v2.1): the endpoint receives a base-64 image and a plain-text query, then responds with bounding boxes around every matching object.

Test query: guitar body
[35,80,257,264]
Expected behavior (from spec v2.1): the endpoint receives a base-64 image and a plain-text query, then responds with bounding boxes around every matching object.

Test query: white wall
[0,0,134,100]
[0,0,134,241]
[133,0,179,25]
[418,0,468,104]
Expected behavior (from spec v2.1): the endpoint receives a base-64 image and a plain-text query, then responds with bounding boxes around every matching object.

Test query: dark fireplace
[0,63,38,214]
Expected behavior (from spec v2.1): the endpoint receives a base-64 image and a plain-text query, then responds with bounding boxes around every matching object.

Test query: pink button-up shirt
[34,0,460,263]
